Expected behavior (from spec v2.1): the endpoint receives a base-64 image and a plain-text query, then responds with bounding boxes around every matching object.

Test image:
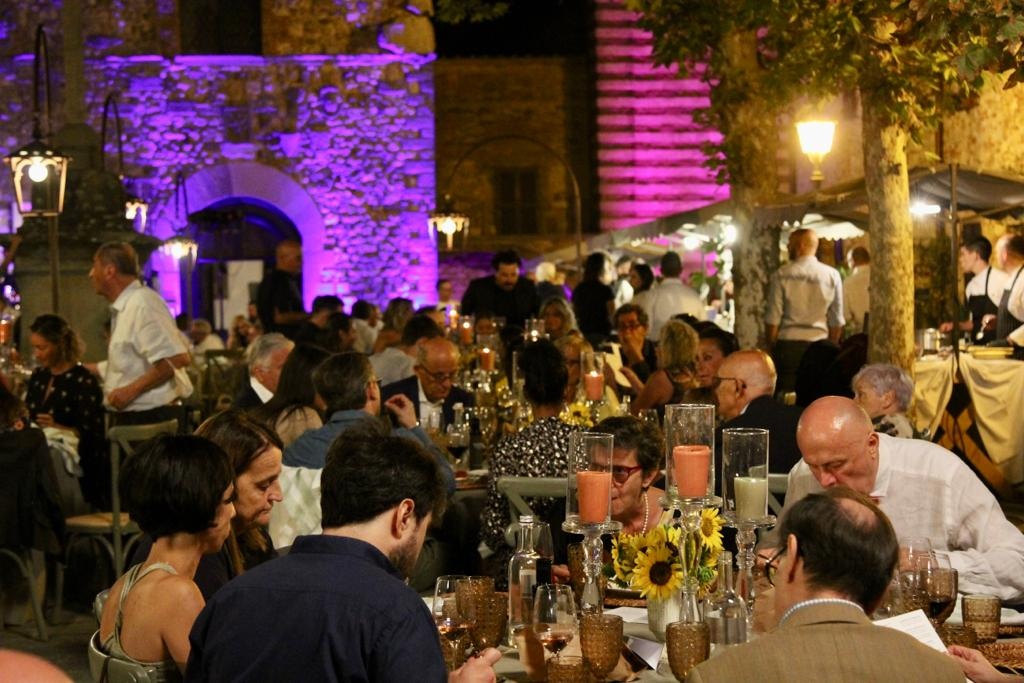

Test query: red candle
[673,445,711,498]
[479,347,495,371]
[577,470,612,523]
[583,372,603,401]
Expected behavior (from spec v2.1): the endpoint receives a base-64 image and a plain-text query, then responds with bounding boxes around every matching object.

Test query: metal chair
[87,630,156,683]
[767,473,789,517]
[57,420,179,614]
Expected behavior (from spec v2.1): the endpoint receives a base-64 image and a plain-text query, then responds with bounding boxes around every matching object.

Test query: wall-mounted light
[101,92,149,232]
[427,194,469,251]
[796,119,836,190]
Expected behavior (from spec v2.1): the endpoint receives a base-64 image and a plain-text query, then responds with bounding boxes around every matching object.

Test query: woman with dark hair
[252,344,330,446]
[572,251,616,346]
[695,326,739,389]
[372,297,414,354]
[628,262,656,311]
[595,416,666,535]
[479,339,578,586]
[131,410,284,599]
[24,314,106,507]
[99,435,235,677]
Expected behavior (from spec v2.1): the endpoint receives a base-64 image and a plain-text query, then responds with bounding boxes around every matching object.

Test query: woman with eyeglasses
[596,416,666,534]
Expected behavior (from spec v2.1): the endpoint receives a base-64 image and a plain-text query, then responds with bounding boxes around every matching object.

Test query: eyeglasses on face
[611,464,644,484]
[765,548,785,586]
[617,321,643,331]
[421,367,457,384]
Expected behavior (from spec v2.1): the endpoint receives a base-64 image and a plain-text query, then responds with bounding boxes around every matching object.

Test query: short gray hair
[246,333,294,372]
[852,364,913,412]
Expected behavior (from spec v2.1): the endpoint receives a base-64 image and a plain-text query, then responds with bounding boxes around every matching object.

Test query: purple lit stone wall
[0,1,438,310]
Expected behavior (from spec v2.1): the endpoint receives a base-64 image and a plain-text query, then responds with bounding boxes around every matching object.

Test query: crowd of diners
[1,236,1023,682]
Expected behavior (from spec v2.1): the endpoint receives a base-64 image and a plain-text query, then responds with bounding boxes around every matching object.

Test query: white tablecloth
[960,356,1024,485]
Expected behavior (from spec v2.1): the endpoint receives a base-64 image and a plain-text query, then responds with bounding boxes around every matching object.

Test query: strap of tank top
[112,562,179,642]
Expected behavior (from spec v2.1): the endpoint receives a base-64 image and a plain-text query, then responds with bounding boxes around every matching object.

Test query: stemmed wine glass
[446,419,471,473]
[533,584,577,661]
[898,537,934,614]
[923,554,958,627]
[433,575,473,671]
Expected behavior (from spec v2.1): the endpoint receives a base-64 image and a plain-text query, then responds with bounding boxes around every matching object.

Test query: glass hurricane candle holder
[477,332,498,372]
[581,351,605,402]
[459,315,475,346]
[664,404,716,504]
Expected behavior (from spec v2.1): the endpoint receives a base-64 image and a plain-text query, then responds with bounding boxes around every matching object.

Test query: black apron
[968,268,999,343]
[995,267,1024,342]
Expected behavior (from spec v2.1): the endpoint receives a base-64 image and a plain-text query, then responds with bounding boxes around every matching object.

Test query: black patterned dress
[26,364,106,508]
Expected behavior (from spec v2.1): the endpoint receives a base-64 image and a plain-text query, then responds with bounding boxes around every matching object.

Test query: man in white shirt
[783,396,1024,603]
[188,318,225,368]
[643,251,703,341]
[988,234,1024,346]
[842,246,870,335]
[943,237,1007,344]
[89,242,192,426]
[764,229,844,394]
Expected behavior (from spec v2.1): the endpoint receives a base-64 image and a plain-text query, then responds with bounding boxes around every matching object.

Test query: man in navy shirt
[185,423,500,682]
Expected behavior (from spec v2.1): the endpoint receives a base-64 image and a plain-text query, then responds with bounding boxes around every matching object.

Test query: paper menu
[875,609,946,653]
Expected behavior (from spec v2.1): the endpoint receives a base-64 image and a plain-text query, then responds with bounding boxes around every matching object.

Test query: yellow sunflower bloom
[699,508,724,553]
[631,544,683,601]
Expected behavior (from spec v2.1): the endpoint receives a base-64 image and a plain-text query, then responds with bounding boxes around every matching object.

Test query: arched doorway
[150,162,326,327]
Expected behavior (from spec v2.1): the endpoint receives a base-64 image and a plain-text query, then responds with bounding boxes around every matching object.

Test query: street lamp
[428,194,470,250]
[4,25,71,313]
[161,172,198,317]
[796,119,836,190]
[101,92,149,233]
[431,134,584,271]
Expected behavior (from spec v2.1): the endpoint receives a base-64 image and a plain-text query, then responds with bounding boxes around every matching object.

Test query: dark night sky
[435,0,591,57]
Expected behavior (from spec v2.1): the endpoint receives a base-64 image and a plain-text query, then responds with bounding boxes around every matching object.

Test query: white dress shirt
[104,281,192,411]
[1000,265,1024,345]
[784,433,1024,603]
[369,347,414,387]
[965,265,1009,306]
[842,264,870,334]
[643,279,704,341]
[765,256,845,341]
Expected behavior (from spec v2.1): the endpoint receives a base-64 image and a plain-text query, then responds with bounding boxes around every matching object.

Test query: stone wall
[0,0,438,312]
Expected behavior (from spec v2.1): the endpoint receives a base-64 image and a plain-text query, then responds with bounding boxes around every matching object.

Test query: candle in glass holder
[576,470,612,523]
[460,320,474,345]
[673,445,711,498]
[733,476,767,520]
[479,346,495,371]
[583,371,603,401]
[448,309,459,330]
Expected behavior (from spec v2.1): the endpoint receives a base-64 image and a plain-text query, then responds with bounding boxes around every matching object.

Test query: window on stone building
[493,168,539,235]
[180,0,262,55]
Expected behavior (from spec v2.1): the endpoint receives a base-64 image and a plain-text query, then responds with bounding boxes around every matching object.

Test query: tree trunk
[719,31,779,349]
[862,90,915,372]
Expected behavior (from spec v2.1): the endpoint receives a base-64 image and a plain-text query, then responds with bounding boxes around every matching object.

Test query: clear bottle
[705,551,747,654]
[446,403,470,471]
[508,515,541,639]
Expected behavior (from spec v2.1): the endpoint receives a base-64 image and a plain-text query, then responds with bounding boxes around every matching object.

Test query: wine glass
[446,419,471,473]
[533,584,577,661]
[475,406,497,447]
[580,613,623,681]
[897,537,933,614]
[923,554,958,627]
[433,575,471,671]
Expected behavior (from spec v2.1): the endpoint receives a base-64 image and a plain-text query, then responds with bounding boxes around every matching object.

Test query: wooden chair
[199,349,245,416]
[57,420,179,614]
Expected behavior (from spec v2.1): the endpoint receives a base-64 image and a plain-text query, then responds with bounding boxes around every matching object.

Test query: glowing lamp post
[5,25,71,313]
[161,172,198,317]
[101,92,149,233]
[796,120,836,190]
[428,196,469,251]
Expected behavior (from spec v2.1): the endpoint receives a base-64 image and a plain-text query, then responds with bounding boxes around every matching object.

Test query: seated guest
[694,325,739,389]
[187,318,224,357]
[186,426,501,682]
[350,299,381,354]
[292,295,342,346]
[480,340,577,585]
[371,296,414,355]
[540,296,578,342]
[25,314,106,508]
[232,333,293,409]
[99,435,235,676]
[948,645,1024,683]
[612,304,658,384]
[596,416,665,534]
[369,313,442,387]
[626,319,700,415]
[785,396,1024,603]
[283,352,455,493]
[225,315,257,352]
[851,363,915,438]
[381,338,473,428]
[714,350,803,475]
[132,411,284,600]
[252,344,330,447]
[690,487,962,682]
[316,311,357,353]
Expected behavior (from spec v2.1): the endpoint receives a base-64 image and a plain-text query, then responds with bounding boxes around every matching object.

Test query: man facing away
[186,426,500,682]
[689,487,963,682]
[764,228,844,394]
[460,249,539,328]
[842,246,870,335]
[643,251,703,341]
[88,242,192,426]
[256,239,307,339]
[987,233,1024,346]
[784,396,1024,603]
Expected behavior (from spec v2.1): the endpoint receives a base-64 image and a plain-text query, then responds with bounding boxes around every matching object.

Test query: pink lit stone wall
[594,0,729,231]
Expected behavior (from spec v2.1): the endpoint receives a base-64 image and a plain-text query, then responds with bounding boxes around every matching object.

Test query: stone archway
[151,161,326,314]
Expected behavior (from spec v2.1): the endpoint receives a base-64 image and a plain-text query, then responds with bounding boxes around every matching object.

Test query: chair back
[269,465,323,549]
[200,349,246,415]
[767,472,789,517]
[108,420,179,575]
[88,630,156,683]
[496,476,567,524]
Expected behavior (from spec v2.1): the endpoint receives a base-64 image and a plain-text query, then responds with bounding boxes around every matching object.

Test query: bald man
[764,228,844,394]
[256,239,307,339]
[714,350,803,474]
[986,234,1024,345]
[782,396,1024,603]
[381,337,474,428]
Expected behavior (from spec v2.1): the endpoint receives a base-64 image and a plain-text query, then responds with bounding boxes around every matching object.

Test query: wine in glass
[433,575,471,671]
[533,584,577,660]
[923,554,958,626]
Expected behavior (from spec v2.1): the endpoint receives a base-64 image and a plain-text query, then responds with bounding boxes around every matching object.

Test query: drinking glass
[666,621,710,681]
[897,537,933,614]
[474,406,498,447]
[546,655,587,683]
[446,419,471,473]
[533,584,577,661]
[433,575,472,671]
[580,613,623,681]
[470,591,508,650]
[456,576,493,652]
[962,594,1001,643]
[922,555,957,626]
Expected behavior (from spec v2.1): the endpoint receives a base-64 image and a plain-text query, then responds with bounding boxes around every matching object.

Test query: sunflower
[631,543,683,601]
[699,508,724,553]
[560,401,593,428]
[611,534,639,583]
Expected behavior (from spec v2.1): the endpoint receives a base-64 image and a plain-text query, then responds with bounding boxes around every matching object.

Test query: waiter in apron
[943,238,1006,343]
[985,234,1024,345]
